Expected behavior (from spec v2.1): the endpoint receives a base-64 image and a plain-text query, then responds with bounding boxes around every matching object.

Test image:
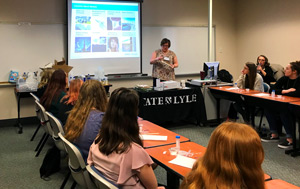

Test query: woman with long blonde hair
[64,79,107,161]
[37,68,54,98]
[181,122,265,189]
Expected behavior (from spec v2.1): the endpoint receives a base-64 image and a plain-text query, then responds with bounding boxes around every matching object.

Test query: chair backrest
[35,100,53,136]
[86,165,119,189]
[30,92,39,101]
[34,100,43,122]
[46,112,65,151]
[270,64,284,81]
[58,133,96,189]
[263,82,270,93]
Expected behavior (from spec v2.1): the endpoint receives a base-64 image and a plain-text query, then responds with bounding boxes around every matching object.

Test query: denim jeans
[264,108,293,138]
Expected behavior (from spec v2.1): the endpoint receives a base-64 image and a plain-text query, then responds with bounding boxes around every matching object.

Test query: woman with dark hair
[150,38,179,87]
[58,78,83,125]
[107,37,119,52]
[181,122,265,189]
[40,69,67,118]
[64,80,107,161]
[256,55,276,85]
[228,62,264,122]
[237,62,264,91]
[87,88,159,188]
[261,61,300,149]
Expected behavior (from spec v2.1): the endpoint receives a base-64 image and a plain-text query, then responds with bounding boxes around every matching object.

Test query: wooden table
[139,120,190,149]
[14,88,36,134]
[266,179,300,189]
[145,141,271,188]
[288,101,300,156]
[145,142,205,188]
[209,86,261,123]
[243,93,300,127]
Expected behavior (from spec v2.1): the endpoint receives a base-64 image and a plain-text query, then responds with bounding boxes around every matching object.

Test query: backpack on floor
[218,69,233,83]
[39,146,61,179]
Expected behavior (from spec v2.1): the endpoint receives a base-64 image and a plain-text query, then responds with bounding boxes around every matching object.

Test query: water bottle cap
[272,90,275,92]
[176,135,180,139]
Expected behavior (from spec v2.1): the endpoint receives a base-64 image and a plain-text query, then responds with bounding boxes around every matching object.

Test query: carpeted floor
[0,121,299,188]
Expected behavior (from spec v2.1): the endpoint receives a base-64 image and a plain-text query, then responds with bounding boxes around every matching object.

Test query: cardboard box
[52,58,73,73]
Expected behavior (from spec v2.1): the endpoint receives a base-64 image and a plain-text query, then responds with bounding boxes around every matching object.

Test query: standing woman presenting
[150,38,179,87]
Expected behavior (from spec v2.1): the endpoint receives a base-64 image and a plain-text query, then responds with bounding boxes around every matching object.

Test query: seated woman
[256,55,276,85]
[228,62,264,122]
[181,122,265,189]
[58,78,83,125]
[36,68,54,98]
[261,61,300,149]
[87,88,159,189]
[40,69,67,118]
[236,62,264,92]
[64,80,107,161]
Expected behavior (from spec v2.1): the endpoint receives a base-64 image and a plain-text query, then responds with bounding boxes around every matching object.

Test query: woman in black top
[261,61,300,149]
[256,55,276,85]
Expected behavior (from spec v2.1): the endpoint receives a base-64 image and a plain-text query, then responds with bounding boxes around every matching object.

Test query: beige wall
[0,0,66,23]
[236,0,300,80]
[0,0,237,120]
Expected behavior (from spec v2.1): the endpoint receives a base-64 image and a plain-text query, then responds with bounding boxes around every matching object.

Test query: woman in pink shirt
[88,88,160,189]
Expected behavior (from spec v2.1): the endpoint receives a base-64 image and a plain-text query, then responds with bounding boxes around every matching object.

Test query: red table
[146,141,271,188]
[266,179,300,189]
[139,120,190,149]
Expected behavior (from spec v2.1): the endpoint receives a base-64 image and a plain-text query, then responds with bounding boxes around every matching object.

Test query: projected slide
[70,1,140,59]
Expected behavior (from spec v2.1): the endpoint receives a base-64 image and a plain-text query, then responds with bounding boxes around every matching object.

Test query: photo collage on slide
[74,9,137,54]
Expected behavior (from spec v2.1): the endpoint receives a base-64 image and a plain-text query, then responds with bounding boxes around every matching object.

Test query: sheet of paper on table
[140,135,168,141]
[169,155,196,168]
[253,93,270,97]
[226,87,238,90]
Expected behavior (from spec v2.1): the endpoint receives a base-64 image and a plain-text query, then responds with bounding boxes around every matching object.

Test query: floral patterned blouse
[152,49,176,81]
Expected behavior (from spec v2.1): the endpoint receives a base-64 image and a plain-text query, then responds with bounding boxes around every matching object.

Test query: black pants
[228,98,250,123]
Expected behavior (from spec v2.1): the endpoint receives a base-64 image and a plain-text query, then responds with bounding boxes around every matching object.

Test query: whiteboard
[0,24,215,82]
[142,26,215,76]
[0,23,66,82]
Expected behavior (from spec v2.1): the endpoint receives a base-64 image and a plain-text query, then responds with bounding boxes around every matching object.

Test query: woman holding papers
[64,80,107,161]
[88,88,161,189]
[261,61,300,149]
[181,122,265,189]
[150,38,179,87]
